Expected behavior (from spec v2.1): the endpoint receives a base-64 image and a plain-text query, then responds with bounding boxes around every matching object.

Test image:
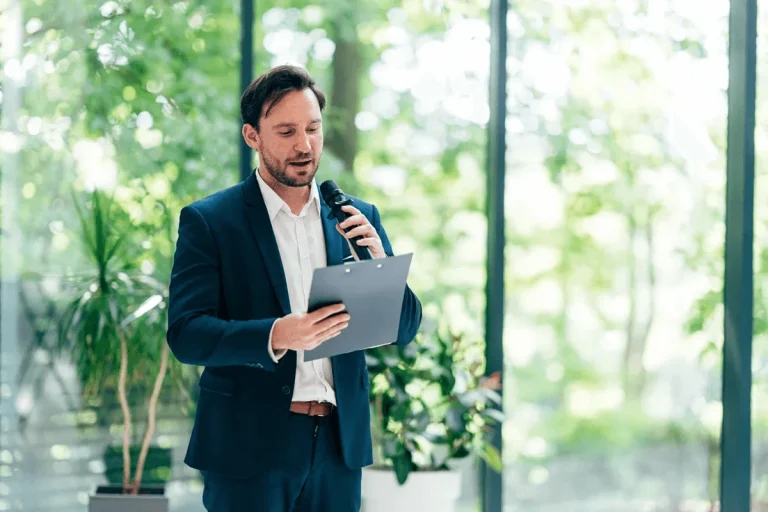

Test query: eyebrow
[272,118,322,130]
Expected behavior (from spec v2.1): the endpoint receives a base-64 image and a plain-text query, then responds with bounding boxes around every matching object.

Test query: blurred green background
[1,0,767,510]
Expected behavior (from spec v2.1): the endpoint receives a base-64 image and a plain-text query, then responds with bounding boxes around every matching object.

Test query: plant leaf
[484,407,505,423]
[393,454,412,485]
[480,442,503,472]
[71,189,97,260]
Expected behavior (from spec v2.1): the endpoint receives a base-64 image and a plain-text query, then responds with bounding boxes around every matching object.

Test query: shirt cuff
[267,320,287,363]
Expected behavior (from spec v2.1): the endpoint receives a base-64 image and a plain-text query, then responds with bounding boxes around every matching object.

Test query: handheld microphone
[319,180,373,261]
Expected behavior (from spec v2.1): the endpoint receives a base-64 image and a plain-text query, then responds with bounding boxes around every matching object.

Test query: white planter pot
[361,467,462,512]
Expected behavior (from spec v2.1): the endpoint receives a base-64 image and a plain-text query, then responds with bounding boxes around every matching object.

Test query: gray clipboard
[303,253,413,361]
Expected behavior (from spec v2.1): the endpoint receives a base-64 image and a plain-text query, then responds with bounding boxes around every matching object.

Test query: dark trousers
[201,412,362,512]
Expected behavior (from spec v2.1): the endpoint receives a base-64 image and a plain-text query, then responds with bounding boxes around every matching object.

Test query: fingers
[342,224,378,240]
[338,213,367,230]
[340,205,362,216]
[311,324,346,346]
[309,303,346,323]
[314,312,350,334]
[306,316,349,349]
[354,237,383,249]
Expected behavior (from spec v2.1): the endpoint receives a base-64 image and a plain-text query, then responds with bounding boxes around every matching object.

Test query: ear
[242,124,260,151]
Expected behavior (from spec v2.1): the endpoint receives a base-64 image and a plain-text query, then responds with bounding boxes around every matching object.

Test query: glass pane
[502,1,729,510]
[753,2,768,506]
[1,1,491,511]
[1,1,243,510]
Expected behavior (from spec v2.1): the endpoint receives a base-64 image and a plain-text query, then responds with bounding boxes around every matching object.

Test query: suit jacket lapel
[320,200,348,377]
[321,201,345,267]
[241,173,292,316]
[241,173,348,317]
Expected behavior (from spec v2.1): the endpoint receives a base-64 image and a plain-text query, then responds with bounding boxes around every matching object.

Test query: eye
[279,131,293,136]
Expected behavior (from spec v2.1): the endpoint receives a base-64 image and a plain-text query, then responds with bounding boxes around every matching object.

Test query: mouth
[289,160,312,168]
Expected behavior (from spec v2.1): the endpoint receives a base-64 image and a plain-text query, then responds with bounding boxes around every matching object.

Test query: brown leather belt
[290,401,334,417]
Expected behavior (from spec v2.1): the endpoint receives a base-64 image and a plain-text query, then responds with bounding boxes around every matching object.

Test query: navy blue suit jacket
[166,172,422,478]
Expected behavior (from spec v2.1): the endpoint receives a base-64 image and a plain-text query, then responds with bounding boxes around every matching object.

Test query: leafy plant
[57,189,170,494]
[366,317,503,485]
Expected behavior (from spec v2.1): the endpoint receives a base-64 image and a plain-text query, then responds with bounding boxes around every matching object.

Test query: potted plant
[362,318,503,512]
[57,189,174,511]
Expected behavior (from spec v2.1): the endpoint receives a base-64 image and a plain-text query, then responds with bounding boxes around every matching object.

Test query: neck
[258,168,311,215]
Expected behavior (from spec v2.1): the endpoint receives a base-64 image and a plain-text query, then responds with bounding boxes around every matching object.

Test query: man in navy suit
[166,64,422,512]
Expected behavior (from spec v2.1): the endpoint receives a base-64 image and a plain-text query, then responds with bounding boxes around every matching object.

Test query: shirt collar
[255,169,321,220]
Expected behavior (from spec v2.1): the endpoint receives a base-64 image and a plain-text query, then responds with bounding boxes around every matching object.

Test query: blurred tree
[324,0,362,172]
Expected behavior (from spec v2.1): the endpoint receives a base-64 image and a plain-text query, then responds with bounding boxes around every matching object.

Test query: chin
[275,162,319,188]
[285,173,316,188]
[294,167,318,184]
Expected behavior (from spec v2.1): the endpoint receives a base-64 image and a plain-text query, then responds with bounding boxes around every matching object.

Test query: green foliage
[8,0,768,504]
[56,190,167,414]
[103,445,172,485]
[541,408,704,457]
[366,315,503,485]
[51,186,195,490]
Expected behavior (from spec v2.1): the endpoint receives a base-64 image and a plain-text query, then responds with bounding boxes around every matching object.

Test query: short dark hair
[240,64,326,131]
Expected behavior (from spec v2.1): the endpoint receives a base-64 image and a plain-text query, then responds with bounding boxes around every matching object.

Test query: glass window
[1,1,240,510]
[503,1,729,509]
[0,1,490,510]
[753,2,768,506]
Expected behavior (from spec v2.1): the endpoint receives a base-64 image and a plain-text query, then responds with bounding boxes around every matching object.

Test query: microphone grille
[319,180,341,204]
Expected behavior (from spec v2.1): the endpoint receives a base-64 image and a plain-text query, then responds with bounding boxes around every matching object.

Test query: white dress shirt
[256,170,336,405]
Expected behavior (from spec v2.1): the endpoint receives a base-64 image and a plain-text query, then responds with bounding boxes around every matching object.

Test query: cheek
[312,134,324,154]
[265,143,289,162]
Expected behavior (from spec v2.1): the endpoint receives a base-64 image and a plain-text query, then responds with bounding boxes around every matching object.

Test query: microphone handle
[345,230,374,260]
[331,209,373,260]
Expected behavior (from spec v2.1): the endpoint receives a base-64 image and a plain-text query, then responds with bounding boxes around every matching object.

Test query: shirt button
[282,386,291,395]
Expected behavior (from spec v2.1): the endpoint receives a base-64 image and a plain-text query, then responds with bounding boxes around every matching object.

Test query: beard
[260,148,319,188]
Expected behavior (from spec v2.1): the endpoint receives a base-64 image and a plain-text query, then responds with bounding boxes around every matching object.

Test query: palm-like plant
[57,189,169,494]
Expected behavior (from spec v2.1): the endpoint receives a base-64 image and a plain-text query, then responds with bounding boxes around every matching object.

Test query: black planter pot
[88,484,168,512]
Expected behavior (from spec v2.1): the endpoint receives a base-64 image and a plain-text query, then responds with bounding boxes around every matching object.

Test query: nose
[294,133,311,154]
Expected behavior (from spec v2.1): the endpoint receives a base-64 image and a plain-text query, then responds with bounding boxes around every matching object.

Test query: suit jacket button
[282,386,291,395]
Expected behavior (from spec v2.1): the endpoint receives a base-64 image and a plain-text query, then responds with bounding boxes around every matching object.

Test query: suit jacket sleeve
[372,204,422,345]
[166,205,279,371]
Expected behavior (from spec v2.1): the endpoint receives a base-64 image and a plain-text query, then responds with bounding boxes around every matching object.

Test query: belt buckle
[313,401,331,417]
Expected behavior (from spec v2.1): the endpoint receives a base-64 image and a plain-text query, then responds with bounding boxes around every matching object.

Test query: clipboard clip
[344,262,384,273]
